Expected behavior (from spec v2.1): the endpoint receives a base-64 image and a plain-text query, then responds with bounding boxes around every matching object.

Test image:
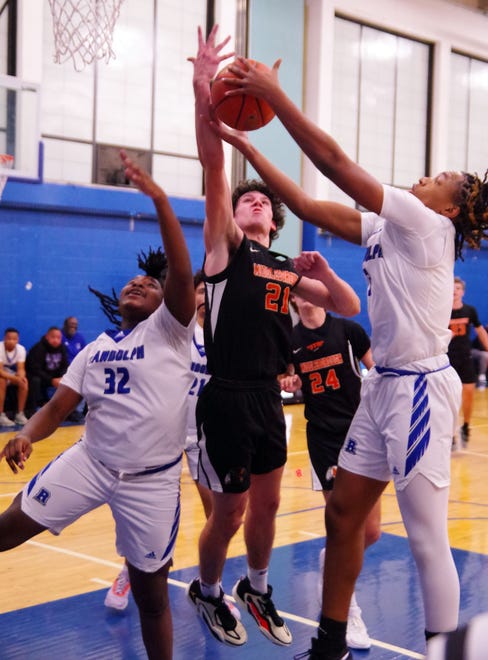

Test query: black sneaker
[187,578,247,646]
[232,576,292,645]
[460,423,470,448]
[294,636,352,659]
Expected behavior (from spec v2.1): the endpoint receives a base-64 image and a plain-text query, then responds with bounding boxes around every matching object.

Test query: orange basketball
[210,60,275,131]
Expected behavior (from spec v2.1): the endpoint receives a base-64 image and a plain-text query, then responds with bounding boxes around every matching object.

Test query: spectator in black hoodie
[26,327,69,416]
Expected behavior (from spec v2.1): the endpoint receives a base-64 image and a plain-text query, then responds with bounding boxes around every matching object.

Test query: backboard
[0,73,41,181]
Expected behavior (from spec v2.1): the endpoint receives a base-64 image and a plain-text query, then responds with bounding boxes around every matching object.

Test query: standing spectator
[187,26,360,649]
[448,277,488,447]
[280,295,378,650]
[62,317,86,364]
[0,328,29,427]
[25,327,69,415]
[212,50,488,658]
[471,324,488,391]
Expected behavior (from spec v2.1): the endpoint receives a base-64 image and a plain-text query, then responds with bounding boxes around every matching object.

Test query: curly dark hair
[231,179,286,243]
[454,169,488,259]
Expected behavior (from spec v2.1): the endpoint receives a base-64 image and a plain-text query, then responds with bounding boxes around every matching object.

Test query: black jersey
[448,304,481,361]
[203,235,300,381]
[292,314,370,434]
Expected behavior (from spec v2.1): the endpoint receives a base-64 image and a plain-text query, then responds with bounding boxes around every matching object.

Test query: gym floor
[1,397,487,659]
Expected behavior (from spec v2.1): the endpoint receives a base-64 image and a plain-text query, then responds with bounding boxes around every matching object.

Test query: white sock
[247,566,268,594]
[201,580,221,599]
[349,591,362,617]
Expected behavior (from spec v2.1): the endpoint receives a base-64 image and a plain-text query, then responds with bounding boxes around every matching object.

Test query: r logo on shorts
[344,439,357,454]
[33,488,51,505]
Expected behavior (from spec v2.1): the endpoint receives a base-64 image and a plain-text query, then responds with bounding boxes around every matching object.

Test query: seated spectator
[471,324,488,391]
[62,316,87,423]
[0,328,29,427]
[62,316,86,363]
[25,327,69,415]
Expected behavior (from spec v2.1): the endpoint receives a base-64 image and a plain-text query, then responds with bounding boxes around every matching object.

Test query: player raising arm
[210,44,488,660]
[184,26,359,650]
[0,151,195,660]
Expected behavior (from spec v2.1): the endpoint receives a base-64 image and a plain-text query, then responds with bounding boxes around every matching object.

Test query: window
[41,0,207,195]
[448,52,488,175]
[329,17,431,206]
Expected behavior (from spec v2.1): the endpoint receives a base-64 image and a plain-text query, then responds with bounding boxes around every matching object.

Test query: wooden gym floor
[0,392,487,659]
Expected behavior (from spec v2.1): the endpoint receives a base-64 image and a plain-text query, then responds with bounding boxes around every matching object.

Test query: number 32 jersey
[61,302,194,472]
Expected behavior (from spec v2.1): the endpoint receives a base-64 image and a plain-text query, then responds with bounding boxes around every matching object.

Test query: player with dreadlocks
[98,258,242,621]
[0,151,195,660]
[205,43,488,660]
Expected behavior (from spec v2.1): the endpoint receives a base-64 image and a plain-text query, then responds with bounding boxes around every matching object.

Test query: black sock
[318,616,347,647]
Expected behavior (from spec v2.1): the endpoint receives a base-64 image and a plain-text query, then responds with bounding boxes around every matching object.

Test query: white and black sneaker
[187,578,247,646]
[232,576,292,645]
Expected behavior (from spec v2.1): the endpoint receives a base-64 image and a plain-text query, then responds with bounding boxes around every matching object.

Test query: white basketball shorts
[21,439,182,572]
[339,362,462,491]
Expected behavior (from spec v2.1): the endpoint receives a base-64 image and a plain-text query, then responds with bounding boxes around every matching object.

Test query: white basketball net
[48,0,125,72]
[0,154,14,201]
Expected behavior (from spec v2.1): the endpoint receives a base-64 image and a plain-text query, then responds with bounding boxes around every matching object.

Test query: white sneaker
[187,578,247,646]
[0,412,15,427]
[347,608,371,650]
[104,568,131,610]
[477,376,486,391]
[232,576,292,646]
[14,412,28,426]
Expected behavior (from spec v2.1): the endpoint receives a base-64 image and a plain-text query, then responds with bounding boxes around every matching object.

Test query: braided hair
[454,169,488,259]
[89,246,168,328]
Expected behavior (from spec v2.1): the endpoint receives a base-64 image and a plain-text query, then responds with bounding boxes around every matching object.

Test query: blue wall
[0,180,206,349]
[1,179,487,351]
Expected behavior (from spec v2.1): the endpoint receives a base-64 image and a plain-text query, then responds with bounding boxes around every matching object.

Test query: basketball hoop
[48,0,125,72]
[0,154,14,202]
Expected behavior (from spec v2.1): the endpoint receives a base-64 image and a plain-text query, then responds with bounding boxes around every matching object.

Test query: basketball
[210,60,275,131]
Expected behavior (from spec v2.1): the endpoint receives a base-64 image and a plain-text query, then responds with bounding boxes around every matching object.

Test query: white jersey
[186,322,209,438]
[0,342,27,376]
[61,302,195,472]
[361,184,454,368]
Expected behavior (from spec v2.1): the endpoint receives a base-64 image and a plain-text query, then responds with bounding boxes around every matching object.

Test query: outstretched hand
[0,434,33,474]
[188,24,235,84]
[120,150,163,200]
[224,56,282,102]
[206,109,251,152]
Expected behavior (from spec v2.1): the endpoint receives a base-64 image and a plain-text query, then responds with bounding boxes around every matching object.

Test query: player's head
[3,327,19,351]
[137,247,168,289]
[454,169,488,258]
[89,247,167,330]
[118,275,164,328]
[410,169,488,259]
[232,179,285,244]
